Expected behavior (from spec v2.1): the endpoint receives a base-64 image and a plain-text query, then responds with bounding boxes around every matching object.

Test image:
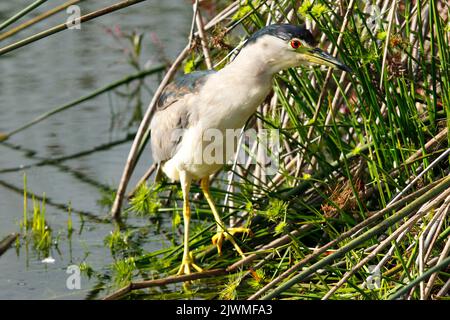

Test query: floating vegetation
[219,272,244,300]
[97,188,117,211]
[19,174,53,257]
[128,182,162,217]
[112,257,136,288]
[30,195,52,255]
[67,202,73,237]
[105,228,132,257]
[15,175,79,263]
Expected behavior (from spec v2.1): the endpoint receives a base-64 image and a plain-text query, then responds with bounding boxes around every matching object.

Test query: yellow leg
[177,172,202,275]
[200,176,250,258]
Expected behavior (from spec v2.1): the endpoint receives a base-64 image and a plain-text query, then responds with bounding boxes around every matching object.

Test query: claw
[212,232,225,256]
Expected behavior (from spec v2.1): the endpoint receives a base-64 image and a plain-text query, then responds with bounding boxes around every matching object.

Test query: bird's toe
[211,227,251,258]
[177,252,202,276]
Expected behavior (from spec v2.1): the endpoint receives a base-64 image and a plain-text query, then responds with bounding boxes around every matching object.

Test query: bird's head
[242,24,351,74]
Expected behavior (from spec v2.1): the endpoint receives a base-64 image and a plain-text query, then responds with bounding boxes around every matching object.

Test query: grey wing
[150,70,215,163]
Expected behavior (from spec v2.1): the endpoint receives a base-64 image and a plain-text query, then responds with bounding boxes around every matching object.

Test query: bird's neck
[223,46,279,80]
[200,48,276,129]
[216,46,277,108]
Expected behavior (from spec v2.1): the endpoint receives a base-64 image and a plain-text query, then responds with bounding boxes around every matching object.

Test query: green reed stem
[0,0,48,32]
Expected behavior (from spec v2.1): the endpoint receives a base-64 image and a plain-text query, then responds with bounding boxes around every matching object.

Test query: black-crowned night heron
[150,24,350,275]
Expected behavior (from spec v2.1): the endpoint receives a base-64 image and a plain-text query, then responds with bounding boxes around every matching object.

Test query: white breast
[163,47,274,182]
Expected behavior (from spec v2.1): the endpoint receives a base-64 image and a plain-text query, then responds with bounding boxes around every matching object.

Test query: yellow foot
[211,227,251,258]
[177,252,203,275]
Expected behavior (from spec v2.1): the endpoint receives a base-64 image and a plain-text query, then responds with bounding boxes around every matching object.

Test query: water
[0,0,192,299]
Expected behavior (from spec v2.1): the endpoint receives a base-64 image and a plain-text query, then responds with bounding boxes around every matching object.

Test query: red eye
[290,39,301,49]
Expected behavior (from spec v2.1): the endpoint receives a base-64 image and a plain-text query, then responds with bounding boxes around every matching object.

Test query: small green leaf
[302,173,312,180]
[274,221,287,235]
[298,0,313,17]
[311,4,328,18]
[183,54,196,74]
[377,31,387,40]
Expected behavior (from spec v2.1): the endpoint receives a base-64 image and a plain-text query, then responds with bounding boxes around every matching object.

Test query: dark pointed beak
[305,48,352,73]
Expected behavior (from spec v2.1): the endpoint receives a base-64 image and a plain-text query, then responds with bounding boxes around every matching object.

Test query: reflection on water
[0,0,191,299]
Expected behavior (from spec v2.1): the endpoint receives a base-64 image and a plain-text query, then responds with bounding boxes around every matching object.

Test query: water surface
[0,0,192,299]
